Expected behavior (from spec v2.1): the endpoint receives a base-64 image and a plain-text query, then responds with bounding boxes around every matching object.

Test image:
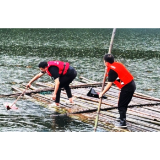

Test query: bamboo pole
[94,28,117,132]
[11,87,35,100]
[108,28,117,54]
[7,88,27,110]
[130,107,160,121]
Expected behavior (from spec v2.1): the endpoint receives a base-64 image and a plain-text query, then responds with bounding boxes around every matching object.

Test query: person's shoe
[115,119,127,129]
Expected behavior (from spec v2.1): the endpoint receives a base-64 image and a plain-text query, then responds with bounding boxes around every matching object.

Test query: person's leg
[55,76,72,104]
[55,75,70,105]
[118,80,136,120]
[64,85,73,101]
[116,90,134,128]
[118,90,135,120]
[59,69,77,103]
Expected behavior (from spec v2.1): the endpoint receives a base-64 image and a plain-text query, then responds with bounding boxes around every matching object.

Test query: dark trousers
[118,81,136,120]
[55,69,77,103]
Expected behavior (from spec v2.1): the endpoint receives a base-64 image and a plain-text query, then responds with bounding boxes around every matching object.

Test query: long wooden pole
[108,28,116,54]
[94,28,117,132]
[7,88,27,110]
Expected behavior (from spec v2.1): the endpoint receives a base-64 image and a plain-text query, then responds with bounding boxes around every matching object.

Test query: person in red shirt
[26,61,77,106]
[99,54,136,128]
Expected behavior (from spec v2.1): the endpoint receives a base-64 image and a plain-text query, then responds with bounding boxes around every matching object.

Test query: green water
[0,28,160,132]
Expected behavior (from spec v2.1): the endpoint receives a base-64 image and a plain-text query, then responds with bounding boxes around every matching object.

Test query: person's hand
[26,83,31,88]
[52,93,56,100]
[99,92,103,98]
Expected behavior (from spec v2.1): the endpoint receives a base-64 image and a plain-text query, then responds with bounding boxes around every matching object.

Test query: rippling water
[0,28,160,132]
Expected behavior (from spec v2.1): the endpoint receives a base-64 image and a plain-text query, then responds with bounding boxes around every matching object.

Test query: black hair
[38,61,48,68]
[103,54,114,64]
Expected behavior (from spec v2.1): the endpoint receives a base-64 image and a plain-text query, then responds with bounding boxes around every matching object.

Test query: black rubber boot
[115,118,127,129]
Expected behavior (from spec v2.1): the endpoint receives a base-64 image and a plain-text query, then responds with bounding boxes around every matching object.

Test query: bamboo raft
[8,77,160,132]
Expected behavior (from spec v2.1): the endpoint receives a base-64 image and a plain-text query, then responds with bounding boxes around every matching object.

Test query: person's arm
[99,69,118,98]
[48,66,60,100]
[26,72,44,88]
[52,77,60,100]
[99,82,112,98]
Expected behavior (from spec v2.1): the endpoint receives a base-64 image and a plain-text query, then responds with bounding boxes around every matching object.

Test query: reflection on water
[0,28,160,132]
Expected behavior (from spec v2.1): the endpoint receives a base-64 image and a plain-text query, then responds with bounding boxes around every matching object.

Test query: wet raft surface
[12,77,160,132]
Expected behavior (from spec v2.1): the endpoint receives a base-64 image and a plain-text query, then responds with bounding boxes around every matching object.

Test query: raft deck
[11,77,160,132]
